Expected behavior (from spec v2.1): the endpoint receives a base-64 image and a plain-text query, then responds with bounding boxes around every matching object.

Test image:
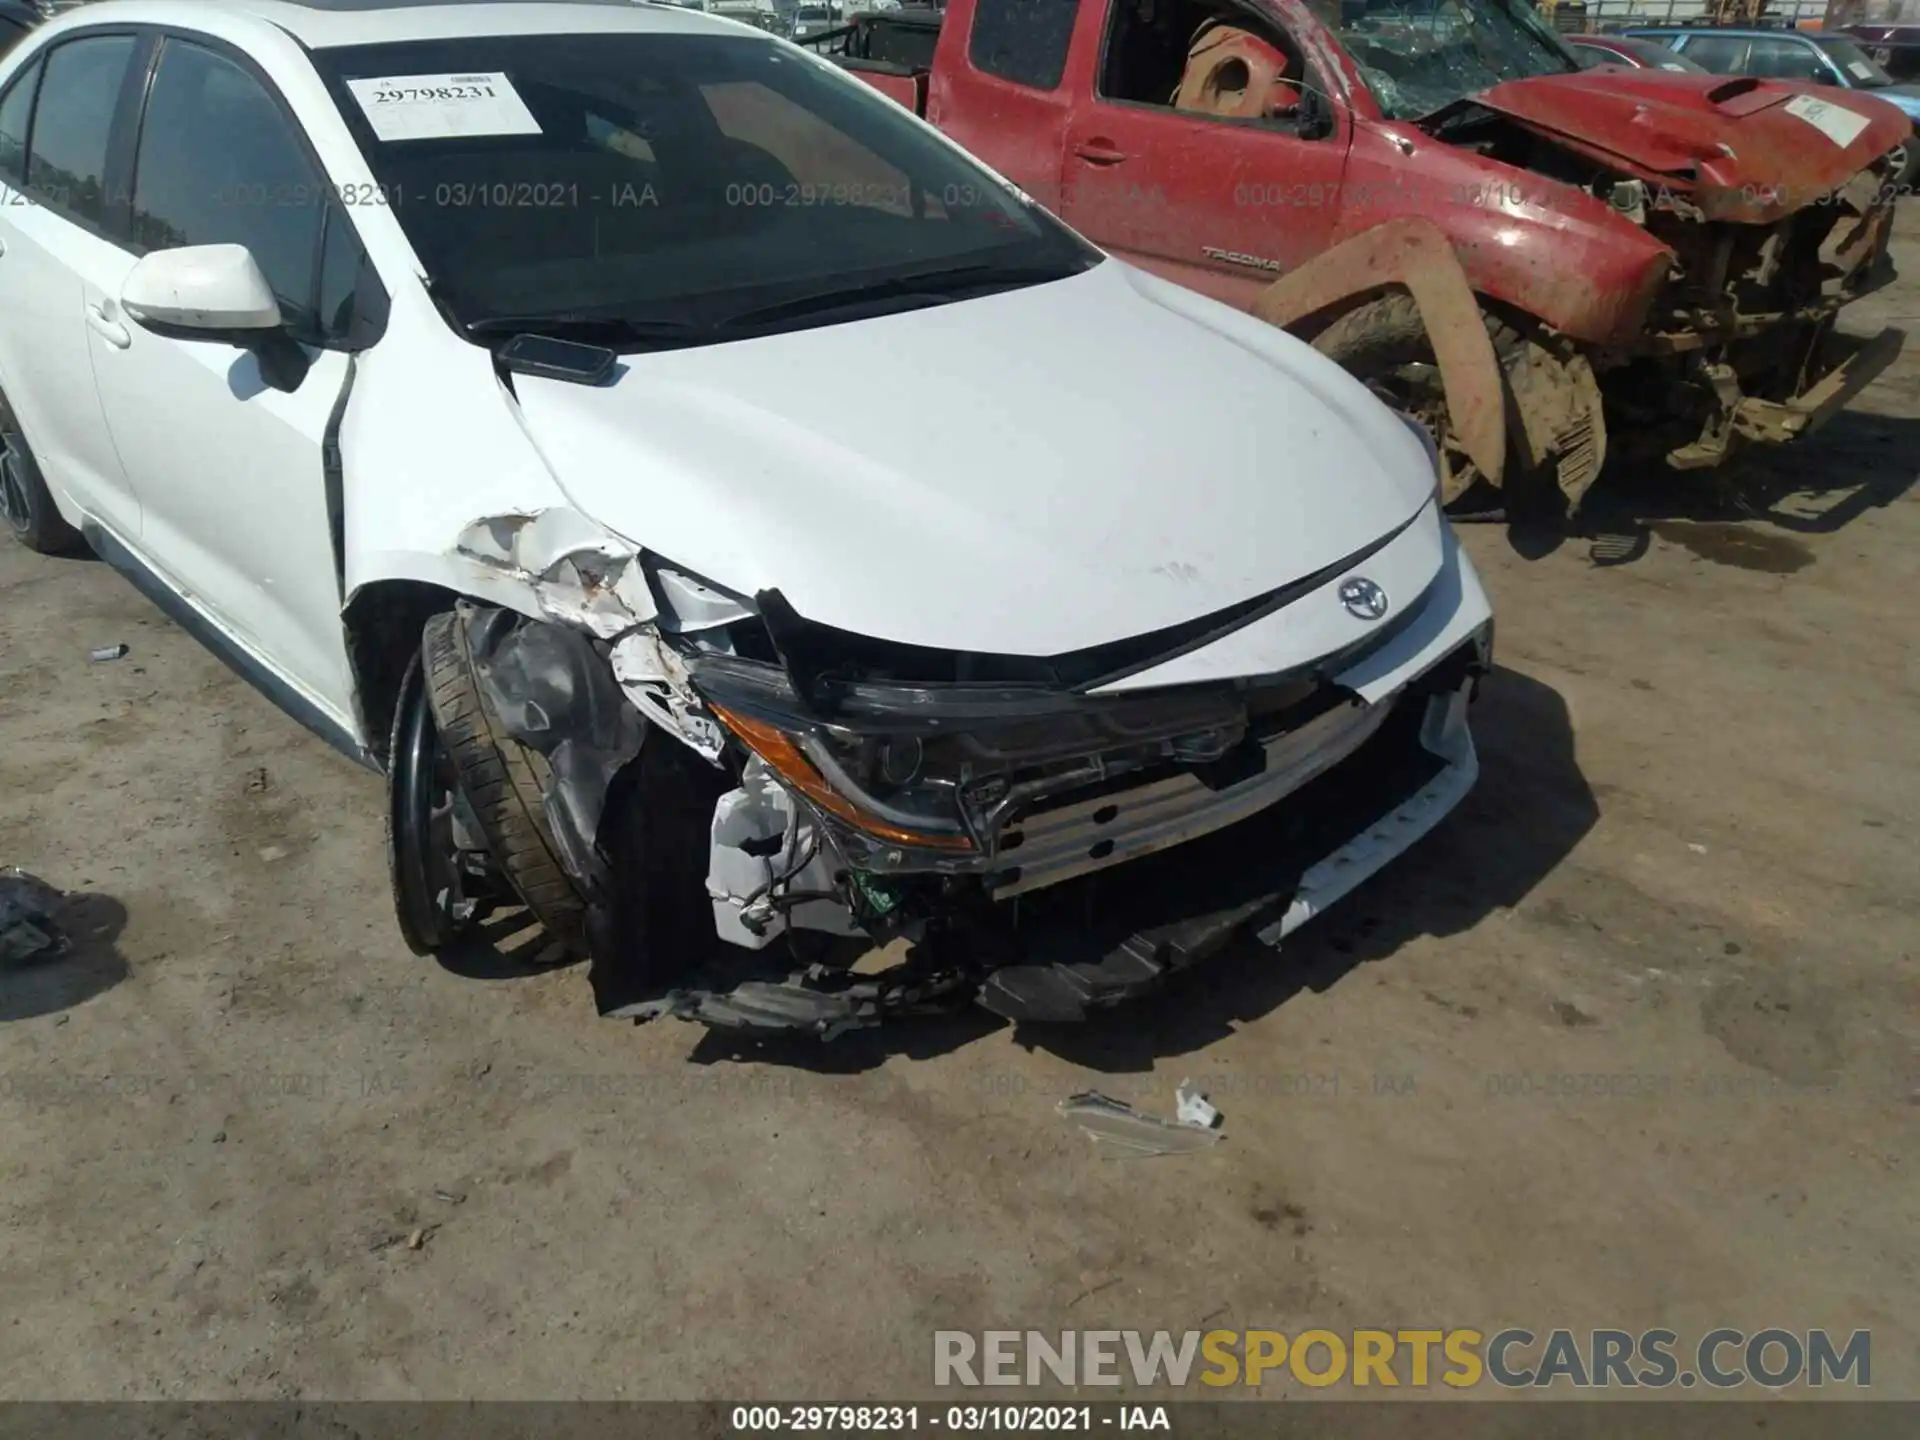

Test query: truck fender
[1250,217,1507,489]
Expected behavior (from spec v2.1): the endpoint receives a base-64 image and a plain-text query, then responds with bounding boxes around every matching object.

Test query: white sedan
[0,0,1493,1036]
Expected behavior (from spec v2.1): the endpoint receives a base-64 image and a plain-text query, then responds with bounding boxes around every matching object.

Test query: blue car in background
[1626,26,1920,131]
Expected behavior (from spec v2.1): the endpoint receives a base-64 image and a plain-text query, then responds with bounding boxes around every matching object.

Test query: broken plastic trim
[452,509,756,644]
[455,509,658,640]
[1058,1085,1225,1157]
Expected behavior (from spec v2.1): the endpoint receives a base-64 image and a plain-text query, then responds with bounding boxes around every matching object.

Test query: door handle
[86,303,130,350]
[1072,140,1130,166]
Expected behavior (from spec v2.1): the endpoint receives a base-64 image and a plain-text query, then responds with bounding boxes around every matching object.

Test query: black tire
[0,394,84,555]
[422,608,589,948]
[1313,293,1607,521]
[385,647,464,956]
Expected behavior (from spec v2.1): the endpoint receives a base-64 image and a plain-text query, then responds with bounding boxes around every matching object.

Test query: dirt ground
[2,219,1917,1406]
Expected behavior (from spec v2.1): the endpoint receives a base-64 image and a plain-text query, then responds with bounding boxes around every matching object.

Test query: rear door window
[0,52,40,187]
[26,34,138,229]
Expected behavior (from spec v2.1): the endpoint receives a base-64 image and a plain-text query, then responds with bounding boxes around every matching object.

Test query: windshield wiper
[715,262,1088,331]
[464,313,707,349]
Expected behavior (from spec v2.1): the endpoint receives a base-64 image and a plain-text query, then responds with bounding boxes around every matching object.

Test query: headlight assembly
[697,658,1256,861]
[707,703,977,852]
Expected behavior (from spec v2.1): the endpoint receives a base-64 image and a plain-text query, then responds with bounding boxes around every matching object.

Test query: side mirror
[1276,85,1336,140]
[120,244,310,392]
[120,244,282,336]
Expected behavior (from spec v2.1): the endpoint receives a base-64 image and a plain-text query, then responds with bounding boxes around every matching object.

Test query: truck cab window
[969,0,1078,90]
[1100,0,1312,128]
[702,78,920,217]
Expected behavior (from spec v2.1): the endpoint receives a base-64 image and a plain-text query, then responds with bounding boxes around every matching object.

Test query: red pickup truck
[804,0,1907,513]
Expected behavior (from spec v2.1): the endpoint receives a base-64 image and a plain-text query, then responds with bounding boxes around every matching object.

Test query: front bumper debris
[617,664,1479,1039]
[1669,326,1906,470]
[978,686,1475,1023]
[1730,325,1905,445]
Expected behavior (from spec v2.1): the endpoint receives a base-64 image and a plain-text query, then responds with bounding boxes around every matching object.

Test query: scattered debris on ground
[1058,1081,1225,1157]
[0,867,68,966]
[1174,1078,1220,1129]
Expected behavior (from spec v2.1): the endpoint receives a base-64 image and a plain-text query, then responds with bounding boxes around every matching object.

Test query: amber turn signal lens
[708,703,975,852]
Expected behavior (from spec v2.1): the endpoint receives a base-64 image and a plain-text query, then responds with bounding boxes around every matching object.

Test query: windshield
[312,31,1097,344]
[1309,0,1581,120]
[1815,35,1894,87]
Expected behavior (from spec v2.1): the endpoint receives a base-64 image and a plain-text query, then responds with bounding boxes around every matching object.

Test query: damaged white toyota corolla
[0,0,1493,1036]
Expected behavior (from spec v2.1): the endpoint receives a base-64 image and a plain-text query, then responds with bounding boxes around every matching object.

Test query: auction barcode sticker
[345,72,542,142]
[1783,93,1871,149]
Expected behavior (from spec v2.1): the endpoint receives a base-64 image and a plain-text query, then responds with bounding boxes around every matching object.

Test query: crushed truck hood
[1439,70,1908,221]
[508,260,1435,657]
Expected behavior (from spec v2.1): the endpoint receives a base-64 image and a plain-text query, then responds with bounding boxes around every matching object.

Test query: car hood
[1436,69,1908,221]
[1866,81,1920,115]
[507,260,1435,657]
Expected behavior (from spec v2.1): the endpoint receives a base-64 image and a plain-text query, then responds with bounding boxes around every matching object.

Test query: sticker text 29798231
[370,82,498,104]
[344,72,544,143]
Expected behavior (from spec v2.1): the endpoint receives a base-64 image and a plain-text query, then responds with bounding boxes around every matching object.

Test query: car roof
[1626,26,1815,39]
[46,0,745,49]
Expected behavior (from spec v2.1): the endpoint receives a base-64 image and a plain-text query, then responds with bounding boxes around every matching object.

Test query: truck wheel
[422,608,589,952]
[0,393,84,555]
[1312,295,1606,518]
[1312,293,1506,511]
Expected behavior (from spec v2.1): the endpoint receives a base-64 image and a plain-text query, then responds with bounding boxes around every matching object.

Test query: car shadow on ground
[434,904,581,980]
[0,882,130,1022]
[685,664,1597,1075]
[1499,408,1920,567]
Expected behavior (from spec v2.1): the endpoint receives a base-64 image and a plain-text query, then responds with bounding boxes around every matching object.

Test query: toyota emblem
[1339,577,1390,622]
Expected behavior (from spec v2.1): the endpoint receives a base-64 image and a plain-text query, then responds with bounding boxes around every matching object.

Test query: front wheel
[386,647,494,955]
[1311,292,1501,511]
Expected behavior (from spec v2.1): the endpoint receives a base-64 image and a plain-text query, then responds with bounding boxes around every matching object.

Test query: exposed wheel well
[344,579,462,769]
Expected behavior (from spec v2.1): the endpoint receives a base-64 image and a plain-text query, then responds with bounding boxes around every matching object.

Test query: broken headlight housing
[693,657,1256,863]
[706,700,977,853]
